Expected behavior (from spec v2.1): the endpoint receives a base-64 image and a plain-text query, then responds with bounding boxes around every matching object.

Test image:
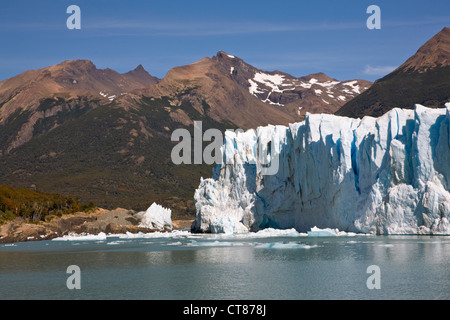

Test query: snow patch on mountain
[248,79,264,95]
[253,72,285,91]
[342,80,361,94]
[246,71,369,108]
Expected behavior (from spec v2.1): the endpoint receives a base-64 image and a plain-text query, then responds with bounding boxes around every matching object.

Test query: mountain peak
[216,51,238,60]
[336,27,450,118]
[56,59,96,70]
[0,59,159,127]
[125,64,149,75]
[400,26,450,72]
[124,64,159,85]
[300,72,336,83]
[134,64,145,72]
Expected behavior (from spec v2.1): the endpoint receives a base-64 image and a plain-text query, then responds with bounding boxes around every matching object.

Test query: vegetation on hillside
[336,66,450,118]
[0,184,95,224]
[0,91,238,219]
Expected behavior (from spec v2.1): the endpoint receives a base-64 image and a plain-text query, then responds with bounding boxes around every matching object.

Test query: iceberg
[306,226,355,237]
[192,104,450,235]
[255,242,318,249]
[52,232,108,241]
[137,202,173,230]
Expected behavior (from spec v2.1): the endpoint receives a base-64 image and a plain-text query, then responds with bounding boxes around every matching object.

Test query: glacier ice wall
[191,104,450,235]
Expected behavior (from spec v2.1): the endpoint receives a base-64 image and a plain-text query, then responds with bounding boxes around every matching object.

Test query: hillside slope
[337,27,450,118]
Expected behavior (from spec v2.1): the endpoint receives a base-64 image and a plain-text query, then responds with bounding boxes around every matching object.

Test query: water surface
[1,229,449,300]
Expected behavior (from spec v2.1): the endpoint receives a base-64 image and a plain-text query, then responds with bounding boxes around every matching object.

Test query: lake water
[1,229,449,300]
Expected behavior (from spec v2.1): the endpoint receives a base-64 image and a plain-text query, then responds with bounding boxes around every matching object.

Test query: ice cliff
[192,104,450,235]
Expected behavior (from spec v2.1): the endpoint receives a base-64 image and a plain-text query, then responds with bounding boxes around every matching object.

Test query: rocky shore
[0,208,193,244]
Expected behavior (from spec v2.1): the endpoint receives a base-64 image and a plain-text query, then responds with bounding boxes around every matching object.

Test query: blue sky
[0,0,449,82]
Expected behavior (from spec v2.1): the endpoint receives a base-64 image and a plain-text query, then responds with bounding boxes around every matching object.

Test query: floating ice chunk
[307,227,357,237]
[187,240,245,247]
[52,232,108,241]
[210,216,248,234]
[116,230,190,239]
[137,202,173,230]
[251,228,306,238]
[308,226,341,237]
[255,242,318,249]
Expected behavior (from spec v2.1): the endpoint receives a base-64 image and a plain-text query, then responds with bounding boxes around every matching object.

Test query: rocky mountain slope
[212,52,370,118]
[0,60,158,154]
[0,53,371,214]
[337,27,450,118]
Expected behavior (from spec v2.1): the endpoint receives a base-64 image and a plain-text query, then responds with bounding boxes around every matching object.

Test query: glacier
[191,104,450,235]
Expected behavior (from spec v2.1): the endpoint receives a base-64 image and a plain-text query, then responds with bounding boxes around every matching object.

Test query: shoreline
[0,208,194,244]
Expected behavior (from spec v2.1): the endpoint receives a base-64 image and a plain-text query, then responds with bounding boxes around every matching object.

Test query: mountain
[0,53,371,216]
[135,51,371,129]
[0,60,158,153]
[192,104,450,235]
[0,59,158,115]
[0,53,370,155]
[0,58,241,216]
[336,27,450,118]
[135,53,295,130]
[212,52,371,118]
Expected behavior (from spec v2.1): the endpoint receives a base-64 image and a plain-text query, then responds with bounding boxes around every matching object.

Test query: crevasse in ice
[191,104,450,235]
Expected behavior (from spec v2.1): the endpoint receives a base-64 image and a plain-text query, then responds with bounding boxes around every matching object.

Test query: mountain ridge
[0,59,158,119]
[337,27,450,118]
[401,27,450,72]
[0,60,159,152]
[0,51,372,214]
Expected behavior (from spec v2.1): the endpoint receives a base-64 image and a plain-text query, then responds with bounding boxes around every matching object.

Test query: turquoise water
[0,230,449,300]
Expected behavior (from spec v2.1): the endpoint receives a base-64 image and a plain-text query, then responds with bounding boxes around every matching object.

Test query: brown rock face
[138,55,296,130]
[0,60,159,152]
[136,51,371,129]
[0,60,158,124]
[0,52,372,213]
[336,27,450,118]
[400,27,450,72]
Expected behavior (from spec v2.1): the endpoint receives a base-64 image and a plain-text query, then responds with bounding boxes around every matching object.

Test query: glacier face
[191,104,450,235]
